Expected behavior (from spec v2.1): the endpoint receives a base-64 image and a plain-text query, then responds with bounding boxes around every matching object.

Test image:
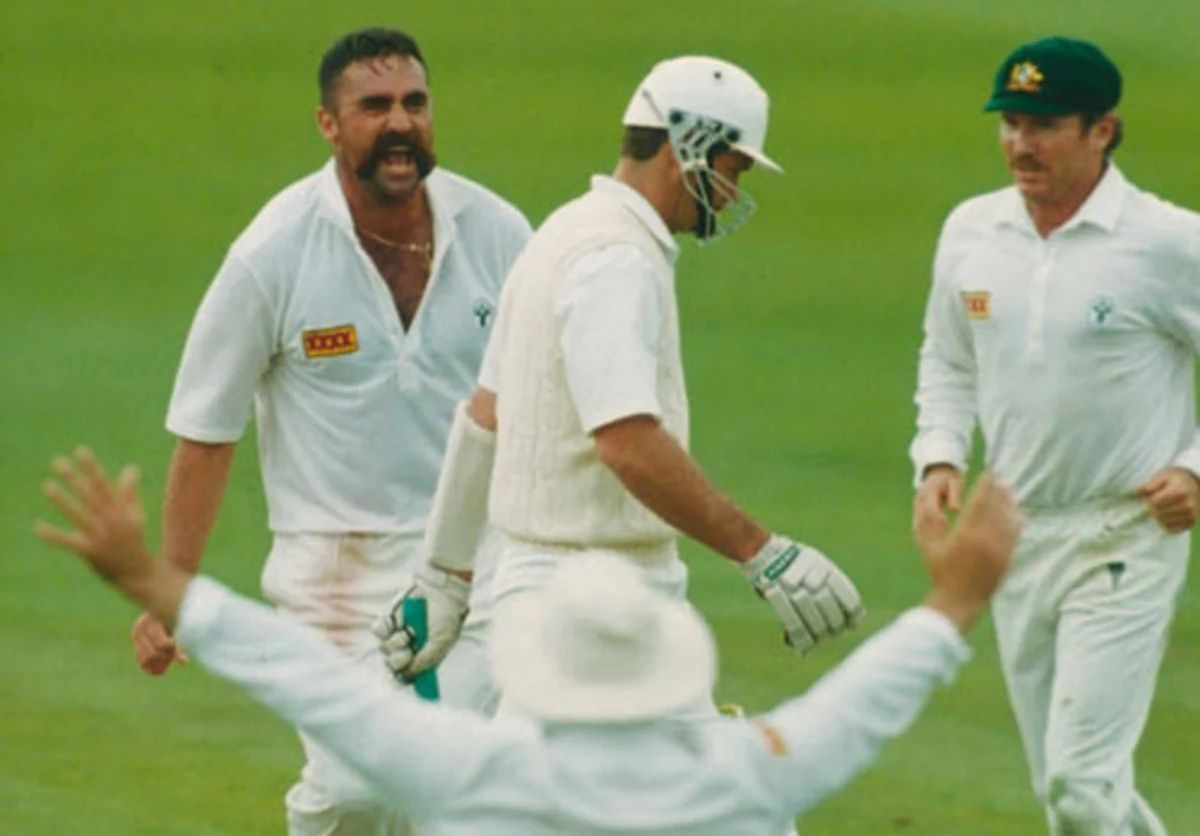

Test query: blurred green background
[3,1,1197,833]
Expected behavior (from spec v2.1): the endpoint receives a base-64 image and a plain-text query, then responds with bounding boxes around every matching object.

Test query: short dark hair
[318,28,427,107]
[621,126,668,161]
[1080,112,1124,158]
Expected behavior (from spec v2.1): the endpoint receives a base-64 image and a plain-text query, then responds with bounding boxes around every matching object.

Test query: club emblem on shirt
[1107,561,1126,591]
[302,324,359,358]
[1006,61,1045,93]
[473,298,495,328]
[961,290,992,320]
[1087,296,1116,329]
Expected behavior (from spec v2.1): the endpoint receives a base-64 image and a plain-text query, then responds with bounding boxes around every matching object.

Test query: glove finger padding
[826,570,866,626]
[373,565,472,680]
[742,535,865,656]
[378,627,417,673]
[806,586,845,633]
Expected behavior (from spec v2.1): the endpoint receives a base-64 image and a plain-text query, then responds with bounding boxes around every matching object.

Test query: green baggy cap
[984,36,1121,115]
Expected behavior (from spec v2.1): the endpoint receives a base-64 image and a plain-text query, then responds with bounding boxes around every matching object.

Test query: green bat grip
[402,597,440,701]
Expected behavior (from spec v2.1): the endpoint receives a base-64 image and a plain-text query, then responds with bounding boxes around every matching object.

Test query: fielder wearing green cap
[912,34,1200,836]
[983,36,1121,116]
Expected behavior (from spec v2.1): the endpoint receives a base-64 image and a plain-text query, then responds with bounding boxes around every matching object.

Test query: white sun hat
[622,55,782,174]
[490,554,717,723]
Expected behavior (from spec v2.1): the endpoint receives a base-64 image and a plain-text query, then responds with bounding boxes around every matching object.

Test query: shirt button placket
[1027,238,1053,363]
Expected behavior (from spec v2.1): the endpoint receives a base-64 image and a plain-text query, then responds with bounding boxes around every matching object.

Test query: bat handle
[401,597,440,701]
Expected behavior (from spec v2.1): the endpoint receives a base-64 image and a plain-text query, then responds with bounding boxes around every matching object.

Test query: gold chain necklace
[356,225,433,259]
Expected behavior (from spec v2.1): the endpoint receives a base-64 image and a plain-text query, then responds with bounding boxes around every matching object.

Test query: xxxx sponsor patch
[961,290,992,320]
[302,324,359,358]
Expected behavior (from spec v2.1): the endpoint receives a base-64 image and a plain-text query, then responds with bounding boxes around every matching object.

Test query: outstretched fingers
[74,447,114,501]
[52,456,95,508]
[42,478,91,531]
[33,519,89,553]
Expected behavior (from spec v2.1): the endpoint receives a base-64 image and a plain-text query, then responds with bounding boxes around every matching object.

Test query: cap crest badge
[1006,61,1045,93]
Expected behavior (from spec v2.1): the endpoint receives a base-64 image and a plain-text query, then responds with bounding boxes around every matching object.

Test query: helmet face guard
[660,103,758,242]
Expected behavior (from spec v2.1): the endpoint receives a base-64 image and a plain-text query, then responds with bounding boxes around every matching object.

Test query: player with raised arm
[38,447,1018,835]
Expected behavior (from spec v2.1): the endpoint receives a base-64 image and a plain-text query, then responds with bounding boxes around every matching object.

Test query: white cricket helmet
[490,554,716,722]
[622,56,782,241]
[622,55,782,173]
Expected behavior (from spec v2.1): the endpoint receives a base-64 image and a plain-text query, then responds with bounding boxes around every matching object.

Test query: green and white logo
[473,298,495,328]
[1087,295,1116,329]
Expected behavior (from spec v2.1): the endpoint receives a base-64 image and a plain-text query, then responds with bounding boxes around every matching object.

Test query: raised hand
[35,448,188,628]
[920,472,1022,633]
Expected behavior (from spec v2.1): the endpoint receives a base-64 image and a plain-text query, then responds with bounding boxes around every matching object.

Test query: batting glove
[372,564,471,680]
[741,535,865,654]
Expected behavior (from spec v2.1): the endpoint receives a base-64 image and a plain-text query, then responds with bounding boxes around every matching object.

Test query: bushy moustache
[356,132,436,182]
[1011,156,1046,172]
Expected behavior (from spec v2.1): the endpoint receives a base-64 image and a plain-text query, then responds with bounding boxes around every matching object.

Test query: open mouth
[357,134,436,186]
[380,146,417,175]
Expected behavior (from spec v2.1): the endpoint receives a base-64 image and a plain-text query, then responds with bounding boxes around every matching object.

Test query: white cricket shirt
[912,165,1200,507]
[176,576,969,835]
[483,176,688,546]
[479,177,675,432]
[167,160,531,533]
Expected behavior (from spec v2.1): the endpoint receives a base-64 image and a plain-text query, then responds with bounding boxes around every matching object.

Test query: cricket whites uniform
[912,164,1200,834]
[167,158,530,836]
[479,175,690,611]
[176,574,972,835]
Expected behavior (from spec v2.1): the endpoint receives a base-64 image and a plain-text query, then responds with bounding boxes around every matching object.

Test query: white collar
[589,175,679,261]
[316,159,468,252]
[998,163,1129,236]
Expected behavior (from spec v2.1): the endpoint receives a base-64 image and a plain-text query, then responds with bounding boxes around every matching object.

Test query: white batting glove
[741,535,865,655]
[372,564,471,680]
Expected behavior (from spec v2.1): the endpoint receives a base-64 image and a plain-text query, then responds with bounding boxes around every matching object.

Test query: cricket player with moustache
[130,28,531,836]
[373,56,865,696]
[39,447,1020,835]
[911,36,1200,835]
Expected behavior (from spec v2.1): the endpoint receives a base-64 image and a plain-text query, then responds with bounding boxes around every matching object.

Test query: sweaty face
[999,112,1109,207]
[318,55,436,204]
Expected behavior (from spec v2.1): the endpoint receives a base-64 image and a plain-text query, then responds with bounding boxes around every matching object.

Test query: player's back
[426,715,792,835]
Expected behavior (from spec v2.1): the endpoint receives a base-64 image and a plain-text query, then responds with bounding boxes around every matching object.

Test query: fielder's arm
[35,448,490,821]
[131,438,235,674]
[760,473,1018,815]
[909,218,979,501]
[137,247,274,673]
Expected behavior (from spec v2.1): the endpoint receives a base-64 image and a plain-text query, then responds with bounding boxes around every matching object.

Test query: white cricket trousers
[991,498,1188,836]
[261,532,416,836]
[260,533,501,836]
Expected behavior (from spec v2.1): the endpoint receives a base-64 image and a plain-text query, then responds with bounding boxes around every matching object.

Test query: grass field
[3,1,1199,833]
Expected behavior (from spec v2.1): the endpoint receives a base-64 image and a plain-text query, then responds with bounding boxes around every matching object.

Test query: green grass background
[3,1,1198,833]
